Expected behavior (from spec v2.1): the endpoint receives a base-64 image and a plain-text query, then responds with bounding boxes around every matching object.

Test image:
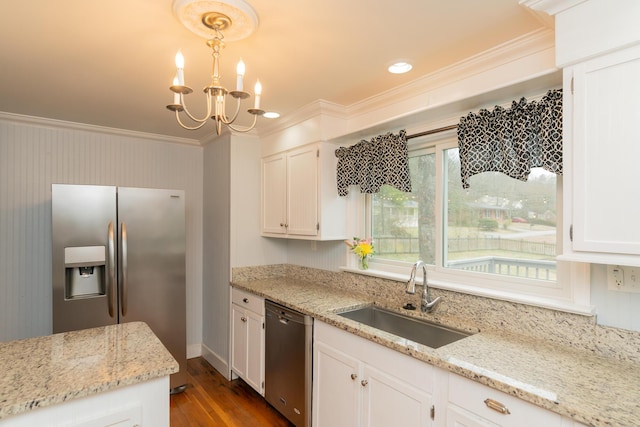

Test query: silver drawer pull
[484,398,510,415]
[243,297,249,303]
[361,379,368,387]
[350,373,358,380]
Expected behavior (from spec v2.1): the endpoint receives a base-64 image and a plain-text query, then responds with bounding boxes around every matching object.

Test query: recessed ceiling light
[263,111,280,119]
[388,62,413,74]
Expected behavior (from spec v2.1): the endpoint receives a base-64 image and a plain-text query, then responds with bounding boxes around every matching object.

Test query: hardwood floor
[170,357,294,427]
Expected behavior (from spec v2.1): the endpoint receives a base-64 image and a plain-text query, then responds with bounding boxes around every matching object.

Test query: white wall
[202,133,285,375]
[202,133,231,370]
[0,117,204,353]
[591,264,640,331]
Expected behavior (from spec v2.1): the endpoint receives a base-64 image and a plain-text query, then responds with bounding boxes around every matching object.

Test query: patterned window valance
[457,89,563,189]
[335,130,412,196]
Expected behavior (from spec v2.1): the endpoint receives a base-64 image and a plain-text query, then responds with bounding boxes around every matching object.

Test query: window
[363,134,586,309]
[443,147,557,282]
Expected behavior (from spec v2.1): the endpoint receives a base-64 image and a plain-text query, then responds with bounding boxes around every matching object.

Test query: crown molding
[257,99,348,139]
[261,28,556,140]
[520,0,587,15]
[0,111,201,146]
[346,28,555,119]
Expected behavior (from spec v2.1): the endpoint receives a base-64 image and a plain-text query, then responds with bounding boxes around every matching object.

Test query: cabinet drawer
[448,374,561,427]
[231,288,264,315]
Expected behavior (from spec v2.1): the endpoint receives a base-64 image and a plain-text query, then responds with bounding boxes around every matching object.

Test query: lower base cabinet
[230,288,265,395]
[0,376,168,427]
[313,321,587,427]
[443,372,588,427]
[313,321,433,427]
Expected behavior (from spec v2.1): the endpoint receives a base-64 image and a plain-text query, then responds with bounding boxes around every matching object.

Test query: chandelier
[167,6,264,135]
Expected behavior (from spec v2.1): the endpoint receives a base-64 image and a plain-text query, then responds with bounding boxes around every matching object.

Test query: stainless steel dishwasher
[265,300,313,427]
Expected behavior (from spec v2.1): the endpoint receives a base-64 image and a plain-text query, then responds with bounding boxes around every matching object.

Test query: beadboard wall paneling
[0,119,203,350]
[286,239,345,272]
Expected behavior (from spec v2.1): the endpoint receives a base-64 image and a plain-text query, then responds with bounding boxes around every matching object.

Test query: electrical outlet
[607,265,640,293]
[607,265,624,289]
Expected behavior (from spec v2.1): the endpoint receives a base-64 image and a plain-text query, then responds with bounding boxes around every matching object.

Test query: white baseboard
[187,343,202,359]
[201,343,231,380]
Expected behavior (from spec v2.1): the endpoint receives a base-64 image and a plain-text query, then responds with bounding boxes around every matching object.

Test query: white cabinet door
[563,44,640,265]
[313,341,361,427]
[261,142,346,240]
[231,303,248,379]
[230,289,265,396]
[313,321,433,427]
[245,308,265,394]
[363,364,432,427]
[287,144,319,236]
[261,153,287,235]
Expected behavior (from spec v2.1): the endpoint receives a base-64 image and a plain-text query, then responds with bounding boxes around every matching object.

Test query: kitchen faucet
[406,260,441,313]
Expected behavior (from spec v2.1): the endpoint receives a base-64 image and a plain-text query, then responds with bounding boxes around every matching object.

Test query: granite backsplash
[232,264,640,364]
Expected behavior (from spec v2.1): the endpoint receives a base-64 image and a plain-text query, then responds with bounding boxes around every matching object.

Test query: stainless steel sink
[338,305,471,349]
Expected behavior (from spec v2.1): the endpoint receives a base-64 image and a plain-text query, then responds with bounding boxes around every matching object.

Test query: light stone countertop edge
[232,277,640,427]
[0,321,179,420]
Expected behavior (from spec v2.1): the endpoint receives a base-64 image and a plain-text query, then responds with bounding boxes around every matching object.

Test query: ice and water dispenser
[64,246,106,299]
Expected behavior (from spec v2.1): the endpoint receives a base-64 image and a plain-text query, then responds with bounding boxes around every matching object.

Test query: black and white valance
[335,130,412,196]
[457,89,563,189]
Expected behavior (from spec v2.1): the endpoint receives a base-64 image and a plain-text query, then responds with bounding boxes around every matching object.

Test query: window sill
[339,265,595,317]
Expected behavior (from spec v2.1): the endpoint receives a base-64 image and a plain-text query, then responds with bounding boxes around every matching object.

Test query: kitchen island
[232,275,640,427]
[0,321,178,426]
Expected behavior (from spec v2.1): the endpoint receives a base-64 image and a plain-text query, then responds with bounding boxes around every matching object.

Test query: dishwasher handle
[278,315,290,325]
[265,300,312,326]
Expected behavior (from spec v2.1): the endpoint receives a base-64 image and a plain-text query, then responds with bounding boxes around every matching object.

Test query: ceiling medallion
[167,0,265,135]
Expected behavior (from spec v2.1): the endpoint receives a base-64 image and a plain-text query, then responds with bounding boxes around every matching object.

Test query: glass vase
[358,256,369,270]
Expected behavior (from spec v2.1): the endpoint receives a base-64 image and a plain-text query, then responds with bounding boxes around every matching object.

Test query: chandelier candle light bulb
[254,80,262,109]
[175,51,185,85]
[236,59,245,91]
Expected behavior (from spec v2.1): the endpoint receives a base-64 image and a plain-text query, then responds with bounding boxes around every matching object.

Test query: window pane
[444,148,557,281]
[371,153,436,264]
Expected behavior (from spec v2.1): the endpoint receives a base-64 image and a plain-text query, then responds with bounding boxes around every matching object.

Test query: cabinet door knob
[484,398,510,415]
[243,297,249,303]
[361,379,368,387]
[350,373,358,380]
[241,316,247,322]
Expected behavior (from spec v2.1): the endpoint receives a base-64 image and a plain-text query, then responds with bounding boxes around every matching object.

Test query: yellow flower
[345,237,374,259]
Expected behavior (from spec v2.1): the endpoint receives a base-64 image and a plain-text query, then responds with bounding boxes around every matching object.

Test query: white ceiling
[0,0,551,141]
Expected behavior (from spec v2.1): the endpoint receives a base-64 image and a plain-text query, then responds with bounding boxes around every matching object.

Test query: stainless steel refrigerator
[51,184,187,392]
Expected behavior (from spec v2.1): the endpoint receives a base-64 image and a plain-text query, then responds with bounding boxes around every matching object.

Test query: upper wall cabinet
[261,142,347,240]
[561,45,640,266]
[549,1,640,266]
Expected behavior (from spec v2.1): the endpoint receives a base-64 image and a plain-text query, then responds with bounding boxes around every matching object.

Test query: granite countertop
[0,322,178,419]
[233,276,640,427]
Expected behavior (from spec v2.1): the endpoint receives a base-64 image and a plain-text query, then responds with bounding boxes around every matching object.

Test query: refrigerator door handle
[120,221,128,317]
[107,221,116,318]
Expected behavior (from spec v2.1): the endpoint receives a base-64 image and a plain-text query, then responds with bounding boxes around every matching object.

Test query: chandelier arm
[175,110,210,130]
[180,92,213,124]
[226,113,258,133]
[218,96,242,125]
